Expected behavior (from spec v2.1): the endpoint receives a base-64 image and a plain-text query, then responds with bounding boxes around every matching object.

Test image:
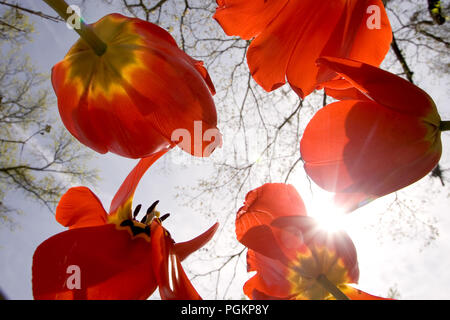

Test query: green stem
[42,0,107,56]
[440,121,450,132]
[316,275,350,300]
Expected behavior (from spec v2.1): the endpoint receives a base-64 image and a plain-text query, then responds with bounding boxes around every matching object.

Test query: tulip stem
[440,121,450,132]
[42,0,107,56]
[316,275,350,300]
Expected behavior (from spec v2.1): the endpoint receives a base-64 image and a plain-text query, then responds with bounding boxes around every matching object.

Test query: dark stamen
[133,204,142,218]
[120,219,150,237]
[141,200,160,223]
[130,225,146,236]
[147,200,159,214]
[120,219,133,227]
[160,213,170,222]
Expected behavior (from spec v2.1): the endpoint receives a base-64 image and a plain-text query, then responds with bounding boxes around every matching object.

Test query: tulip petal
[283,2,348,97]
[321,79,372,101]
[51,61,108,155]
[301,100,442,211]
[128,15,216,95]
[52,42,172,159]
[317,57,440,122]
[115,17,220,158]
[272,216,359,283]
[213,0,289,40]
[236,183,306,261]
[343,0,392,66]
[192,60,216,96]
[32,224,156,300]
[244,279,287,300]
[56,187,107,229]
[53,14,219,159]
[237,224,288,263]
[340,285,393,300]
[127,48,221,157]
[247,1,343,95]
[84,83,172,159]
[325,86,371,102]
[151,221,201,300]
[174,222,219,262]
[317,0,392,85]
[244,249,293,299]
[237,183,307,226]
[109,148,169,220]
[218,1,392,98]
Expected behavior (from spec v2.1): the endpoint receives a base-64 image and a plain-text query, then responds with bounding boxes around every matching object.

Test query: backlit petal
[151,221,202,300]
[272,216,359,283]
[301,100,442,211]
[51,61,108,155]
[213,0,289,40]
[321,79,372,101]
[317,0,391,84]
[215,1,392,97]
[344,0,392,65]
[317,57,440,123]
[32,224,156,300]
[247,1,341,95]
[237,183,307,228]
[53,13,219,159]
[174,222,219,262]
[283,1,347,97]
[56,187,107,229]
[109,148,169,221]
[340,285,394,300]
[244,249,293,299]
[236,183,306,261]
[244,277,288,300]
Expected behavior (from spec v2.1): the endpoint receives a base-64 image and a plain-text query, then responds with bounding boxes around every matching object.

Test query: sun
[307,193,350,234]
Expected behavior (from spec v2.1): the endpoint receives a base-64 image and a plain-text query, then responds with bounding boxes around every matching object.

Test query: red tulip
[237,183,391,300]
[213,0,392,98]
[52,13,221,159]
[301,57,443,212]
[32,149,219,300]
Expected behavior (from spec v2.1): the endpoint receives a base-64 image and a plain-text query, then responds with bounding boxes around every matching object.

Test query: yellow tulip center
[114,200,169,240]
[288,246,351,300]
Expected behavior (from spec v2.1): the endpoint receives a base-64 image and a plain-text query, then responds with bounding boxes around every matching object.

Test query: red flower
[237,183,390,300]
[52,13,221,159]
[214,0,392,98]
[32,149,219,300]
[301,57,442,212]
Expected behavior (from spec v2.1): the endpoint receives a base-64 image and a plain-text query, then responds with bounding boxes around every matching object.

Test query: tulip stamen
[139,215,148,224]
[147,200,160,215]
[133,204,142,218]
[316,274,349,300]
[160,213,170,222]
[120,200,165,237]
[140,200,160,223]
